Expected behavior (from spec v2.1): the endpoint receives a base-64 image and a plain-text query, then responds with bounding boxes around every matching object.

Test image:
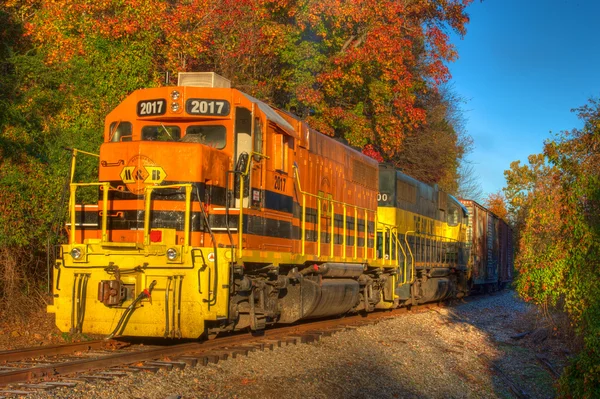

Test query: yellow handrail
[405,231,416,284]
[405,231,462,267]
[237,154,253,259]
[69,148,100,184]
[377,222,410,283]
[301,194,306,256]
[354,208,358,259]
[363,209,368,260]
[292,164,376,261]
[342,205,347,258]
[396,232,408,284]
[390,228,408,284]
[330,201,334,257]
[317,198,321,257]
[69,182,110,244]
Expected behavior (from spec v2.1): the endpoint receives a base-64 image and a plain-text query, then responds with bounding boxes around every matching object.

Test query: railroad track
[0,300,456,397]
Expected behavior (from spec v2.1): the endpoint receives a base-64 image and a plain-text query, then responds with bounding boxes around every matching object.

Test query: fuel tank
[278,278,360,323]
[415,276,455,303]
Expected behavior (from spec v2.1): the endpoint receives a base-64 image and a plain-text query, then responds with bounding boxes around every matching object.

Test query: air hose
[105,280,157,340]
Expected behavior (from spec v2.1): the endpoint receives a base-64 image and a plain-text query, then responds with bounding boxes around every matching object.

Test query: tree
[505,100,600,397]
[273,0,473,158]
[455,162,484,202]
[484,191,509,222]
[393,85,472,192]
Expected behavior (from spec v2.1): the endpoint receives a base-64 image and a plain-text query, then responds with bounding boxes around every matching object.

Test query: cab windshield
[181,125,226,149]
[141,125,181,141]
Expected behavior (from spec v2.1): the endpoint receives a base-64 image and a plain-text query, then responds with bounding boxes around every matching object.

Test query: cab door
[233,106,268,245]
[249,115,266,209]
[234,107,252,209]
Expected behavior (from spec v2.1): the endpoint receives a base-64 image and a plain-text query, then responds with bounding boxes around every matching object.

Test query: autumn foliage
[8,0,473,160]
[484,191,509,222]
[505,100,600,397]
[0,2,473,310]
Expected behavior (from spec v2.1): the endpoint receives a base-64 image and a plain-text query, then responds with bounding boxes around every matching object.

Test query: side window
[183,125,226,149]
[253,117,263,160]
[448,206,459,226]
[274,134,293,172]
[142,125,181,141]
[109,122,132,142]
[274,134,284,171]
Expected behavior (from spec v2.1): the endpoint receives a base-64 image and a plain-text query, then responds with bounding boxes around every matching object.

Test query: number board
[186,99,230,116]
[137,99,167,116]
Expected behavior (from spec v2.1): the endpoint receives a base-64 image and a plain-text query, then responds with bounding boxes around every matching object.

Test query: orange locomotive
[49,73,393,338]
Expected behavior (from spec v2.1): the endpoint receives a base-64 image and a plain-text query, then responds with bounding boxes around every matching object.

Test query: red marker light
[150,230,162,242]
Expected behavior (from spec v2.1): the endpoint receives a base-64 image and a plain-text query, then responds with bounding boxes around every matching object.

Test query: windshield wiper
[159,123,175,141]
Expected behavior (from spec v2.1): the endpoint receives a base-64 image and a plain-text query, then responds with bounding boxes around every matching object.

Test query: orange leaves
[282,0,471,161]
[362,144,384,162]
[484,191,510,222]
[13,0,473,172]
[20,0,217,68]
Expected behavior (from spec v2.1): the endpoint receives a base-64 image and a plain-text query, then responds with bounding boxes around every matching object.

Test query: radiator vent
[177,72,231,88]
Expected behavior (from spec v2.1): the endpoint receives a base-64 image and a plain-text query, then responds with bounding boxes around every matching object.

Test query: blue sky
[448,0,600,196]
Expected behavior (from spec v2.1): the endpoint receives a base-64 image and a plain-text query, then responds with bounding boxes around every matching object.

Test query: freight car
[48,72,470,339]
[459,200,513,292]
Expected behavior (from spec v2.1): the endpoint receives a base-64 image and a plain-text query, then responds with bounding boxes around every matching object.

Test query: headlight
[171,90,180,100]
[71,247,83,260]
[171,102,180,112]
[166,248,178,261]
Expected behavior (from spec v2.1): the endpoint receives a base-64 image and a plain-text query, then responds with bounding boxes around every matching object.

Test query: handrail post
[382,227,386,262]
[301,194,306,256]
[389,229,394,265]
[317,198,321,257]
[373,215,378,262]
[144,186,153,246]
[70,149,78,183]
[394,229,399,264]
[237,174,244,259]
[101,182,109,242]
[405,231,416,283]
[342,205,347,258]
[330,201,334,257]
[237,158,252,260]
[363,209,367,260]
[184,185,192,247]
[353,208,358,259]
[69,184,77,244]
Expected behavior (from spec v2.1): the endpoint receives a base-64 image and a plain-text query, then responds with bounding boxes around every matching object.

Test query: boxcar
[460,200,513,291]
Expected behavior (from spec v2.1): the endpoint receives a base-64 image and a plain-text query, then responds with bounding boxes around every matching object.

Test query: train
[460,200,514,292]
[47,72,511,339]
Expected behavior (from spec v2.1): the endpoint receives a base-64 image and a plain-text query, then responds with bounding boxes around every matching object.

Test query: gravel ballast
[28,291,566,399]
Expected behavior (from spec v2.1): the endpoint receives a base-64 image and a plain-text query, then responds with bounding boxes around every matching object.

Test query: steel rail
[0,342,205,386]
[0,297,474,388]
[0,340,122,364]
[0,309,407,386]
